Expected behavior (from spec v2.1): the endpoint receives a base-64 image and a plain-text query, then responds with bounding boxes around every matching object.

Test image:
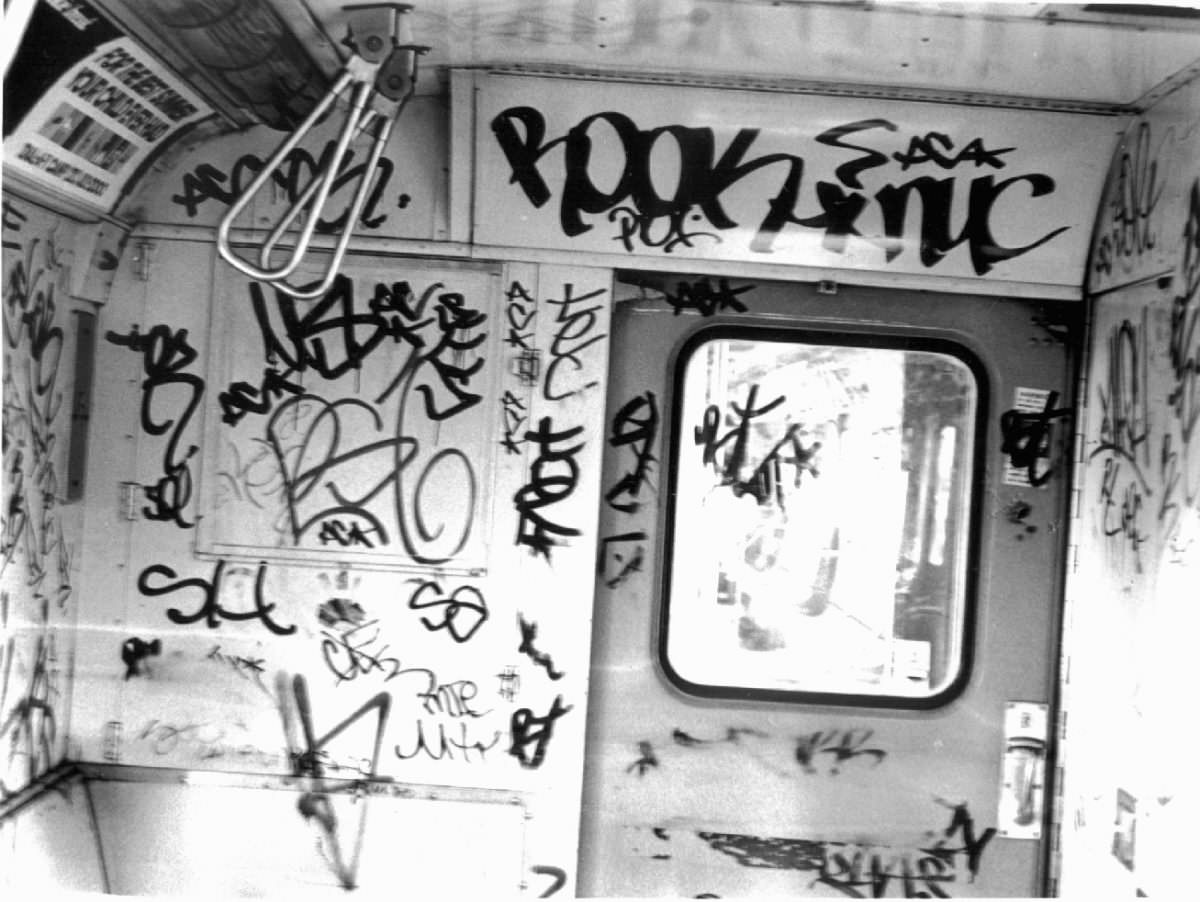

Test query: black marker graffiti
[509,694,572,769]
[136,559,297,636]
[1158,432,1183,538]
[395,670,499,763]
[267,395,481,563]
[0,633,58,798]
[1099,456,1149,573]
[407,579,489,643]
[672,728,707,748]
[137,719,284,769]
[695,385,820,505]
[317,519,380,548]
[605,391,658,514]
[801,121,1061,273]
[283,674,391,891]
[543,283,607,401]
[626,740,660,776]
[231,277,487,566]
[815,847,952,897]
[514,417,585,559]
[106,324,205,527]
[696,832,825,872]
[531,865,568,898]
[207,645,268,690]
[505,279,537,350]
[598,526,647,582]
[598,532,646,589]
[501,390,529,456]
[221,276,485,425]
[1169,180,1200,467]
[171,140,394,231]
[941,801,997,882]
[2,204,73,797]
[2,204,74,614]
[321,619,402,683]
[416,675,490,719]
[517,614,564,681]
[1000,390,1072,487]
[794,728,887,775]
[491,108,1069,273]
[1092,123,1162,279]
[394,719,502,764]
[697,801,995,897]
[490,107,796,253]
[120,637,161,679]
[892,132,1014,170]
[1087,304,1161,570]
[1092,311,1151,484]
[664,277,752,316]
[265,395,399,545]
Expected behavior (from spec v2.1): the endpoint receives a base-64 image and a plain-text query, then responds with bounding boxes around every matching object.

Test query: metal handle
[263,112,397,300]
[215,68,363,283]
[214,2,425,301]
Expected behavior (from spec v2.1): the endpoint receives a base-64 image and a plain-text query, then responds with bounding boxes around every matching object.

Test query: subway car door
[579,273,1077,898]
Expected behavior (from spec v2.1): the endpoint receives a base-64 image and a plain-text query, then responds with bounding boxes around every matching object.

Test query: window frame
[656,323,989,710]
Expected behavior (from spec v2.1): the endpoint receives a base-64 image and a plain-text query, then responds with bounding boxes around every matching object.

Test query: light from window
[664,333,978,703]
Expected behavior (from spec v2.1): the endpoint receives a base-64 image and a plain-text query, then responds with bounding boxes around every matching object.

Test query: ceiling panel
[84,0,1200,125]
[289,0,1200,107]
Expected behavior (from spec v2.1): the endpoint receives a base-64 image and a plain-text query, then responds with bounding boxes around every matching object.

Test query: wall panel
[67,228,611,893]
[1060,73,1200,899]
[1,195,88,802]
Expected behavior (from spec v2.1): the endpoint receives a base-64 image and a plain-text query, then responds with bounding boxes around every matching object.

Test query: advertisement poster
[5,33,210,210]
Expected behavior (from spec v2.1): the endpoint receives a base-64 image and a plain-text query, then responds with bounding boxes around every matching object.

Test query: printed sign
[4,37,209,209]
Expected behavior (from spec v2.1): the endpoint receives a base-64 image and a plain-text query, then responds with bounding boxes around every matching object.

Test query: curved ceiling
[91,0,1200,128]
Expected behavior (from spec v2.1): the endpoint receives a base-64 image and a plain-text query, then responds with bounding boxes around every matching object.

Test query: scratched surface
[1060,74,1200,899]
[1,197,84,802]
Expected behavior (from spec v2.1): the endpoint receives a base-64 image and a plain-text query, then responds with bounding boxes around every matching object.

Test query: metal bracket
[513,348,542,387]
[131,240,154,281]
[343,3,430,101]
[119,481,141,521]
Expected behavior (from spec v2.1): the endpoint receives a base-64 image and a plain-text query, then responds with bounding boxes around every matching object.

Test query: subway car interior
[2,0,1199,897]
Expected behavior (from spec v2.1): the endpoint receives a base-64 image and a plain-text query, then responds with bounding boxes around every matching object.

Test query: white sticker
[1003,386,1053,487]
[892,638,930,686]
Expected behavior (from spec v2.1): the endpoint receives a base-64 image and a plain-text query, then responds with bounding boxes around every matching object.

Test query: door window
[663,330,982,706]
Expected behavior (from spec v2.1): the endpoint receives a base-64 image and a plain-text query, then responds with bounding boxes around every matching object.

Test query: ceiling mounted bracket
[216,2,428,301]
